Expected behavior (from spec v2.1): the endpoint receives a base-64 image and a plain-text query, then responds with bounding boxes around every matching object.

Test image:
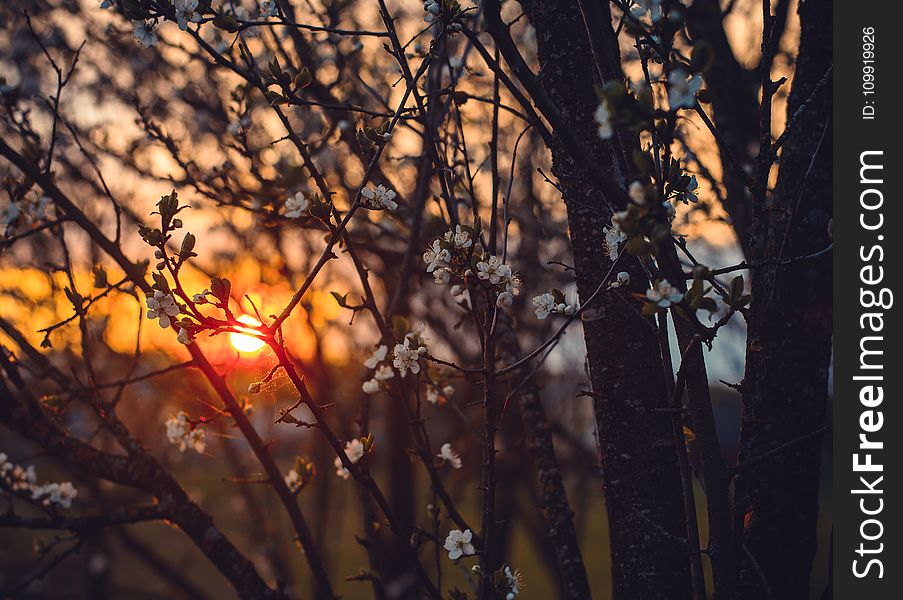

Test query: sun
[229,315,266,353]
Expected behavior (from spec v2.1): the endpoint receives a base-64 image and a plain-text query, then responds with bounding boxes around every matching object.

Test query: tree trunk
[518,2,691,598]
[735,1,833,598]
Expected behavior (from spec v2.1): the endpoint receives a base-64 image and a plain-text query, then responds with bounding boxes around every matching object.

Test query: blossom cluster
[361,184,398,211]
[425,381,455,405]
[1,452,78,509]
[360,323,433,398]
[531,289,579,320]
[164,411,207,454]
[593,68,704,143]
[423,225,522,308]
[361,344,395,393]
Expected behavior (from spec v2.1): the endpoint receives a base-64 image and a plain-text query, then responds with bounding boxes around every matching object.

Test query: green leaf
[729,275,744,303]
[180,232,196,258]
[697,296,719,315]
[330,291,349,308]
[152,272,170,292]
[294,67,311,90]
[213,13,240,32]
[210,277,231,303]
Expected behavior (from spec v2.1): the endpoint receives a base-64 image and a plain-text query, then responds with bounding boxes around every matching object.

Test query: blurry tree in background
[0,1,831,599]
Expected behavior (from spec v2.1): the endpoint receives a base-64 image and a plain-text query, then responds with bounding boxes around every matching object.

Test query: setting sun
[229,315,265,353]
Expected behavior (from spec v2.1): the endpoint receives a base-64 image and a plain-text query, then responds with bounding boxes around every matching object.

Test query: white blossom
[503,565,525,599]
[363,344,388,369]
[146,290,180,328]
[594,100,614,140]
[603,219,627,261]
[361,184,398,211]
[0,454,36,492]
[646,279,685,308]
[164,411,206,453]
[532,293,556,320]
[192,289,209,304]
[443,225,473,249]
[423,239,451,273]
[174,0,201,31]
[333,439,365,480]
[668,70,703,110]
[610,271,631,289]
[444,529,476,560]
[393,338,427,377]
[496,291,515,308]
[426,383,454,405]
[284,192,309,218]
[176,327,193,345]
[259,0,278,18]
[433,267,451,285]
[31,482,78,509]
[1,454,77,508]
[131,20,158,47]
[476,255,515,287]
[437,443,462,469]
[284,468,302,492]
[532,290,576,318]
[362,378,380,394]
[374,364,394,381]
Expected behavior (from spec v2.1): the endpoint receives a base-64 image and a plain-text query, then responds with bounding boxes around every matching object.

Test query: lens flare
[229,315,265,353]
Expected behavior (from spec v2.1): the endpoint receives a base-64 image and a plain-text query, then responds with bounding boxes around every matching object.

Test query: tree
[0,1,832,598]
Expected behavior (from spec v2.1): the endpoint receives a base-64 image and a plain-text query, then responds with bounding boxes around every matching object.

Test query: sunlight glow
[229,315,266,353]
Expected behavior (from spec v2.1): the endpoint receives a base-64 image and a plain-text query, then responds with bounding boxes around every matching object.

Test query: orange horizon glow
[229,315,266,354]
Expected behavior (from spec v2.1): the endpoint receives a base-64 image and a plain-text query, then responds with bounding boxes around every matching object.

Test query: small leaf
[294,67,311,89]
[330,291,349,308]
[180,232,196,258]
[213,13,240,32]
[152,272,170,292]
[210,277,231,303]
[729,274,744,304]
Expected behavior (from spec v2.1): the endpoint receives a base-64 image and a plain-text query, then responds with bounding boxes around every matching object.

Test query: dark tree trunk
[735,1,833,598]
[496,318,592,600]
[517,2,691,598]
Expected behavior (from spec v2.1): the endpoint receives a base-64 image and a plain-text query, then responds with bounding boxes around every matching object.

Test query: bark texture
[519,2,691,598]
[735,1,833,598]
